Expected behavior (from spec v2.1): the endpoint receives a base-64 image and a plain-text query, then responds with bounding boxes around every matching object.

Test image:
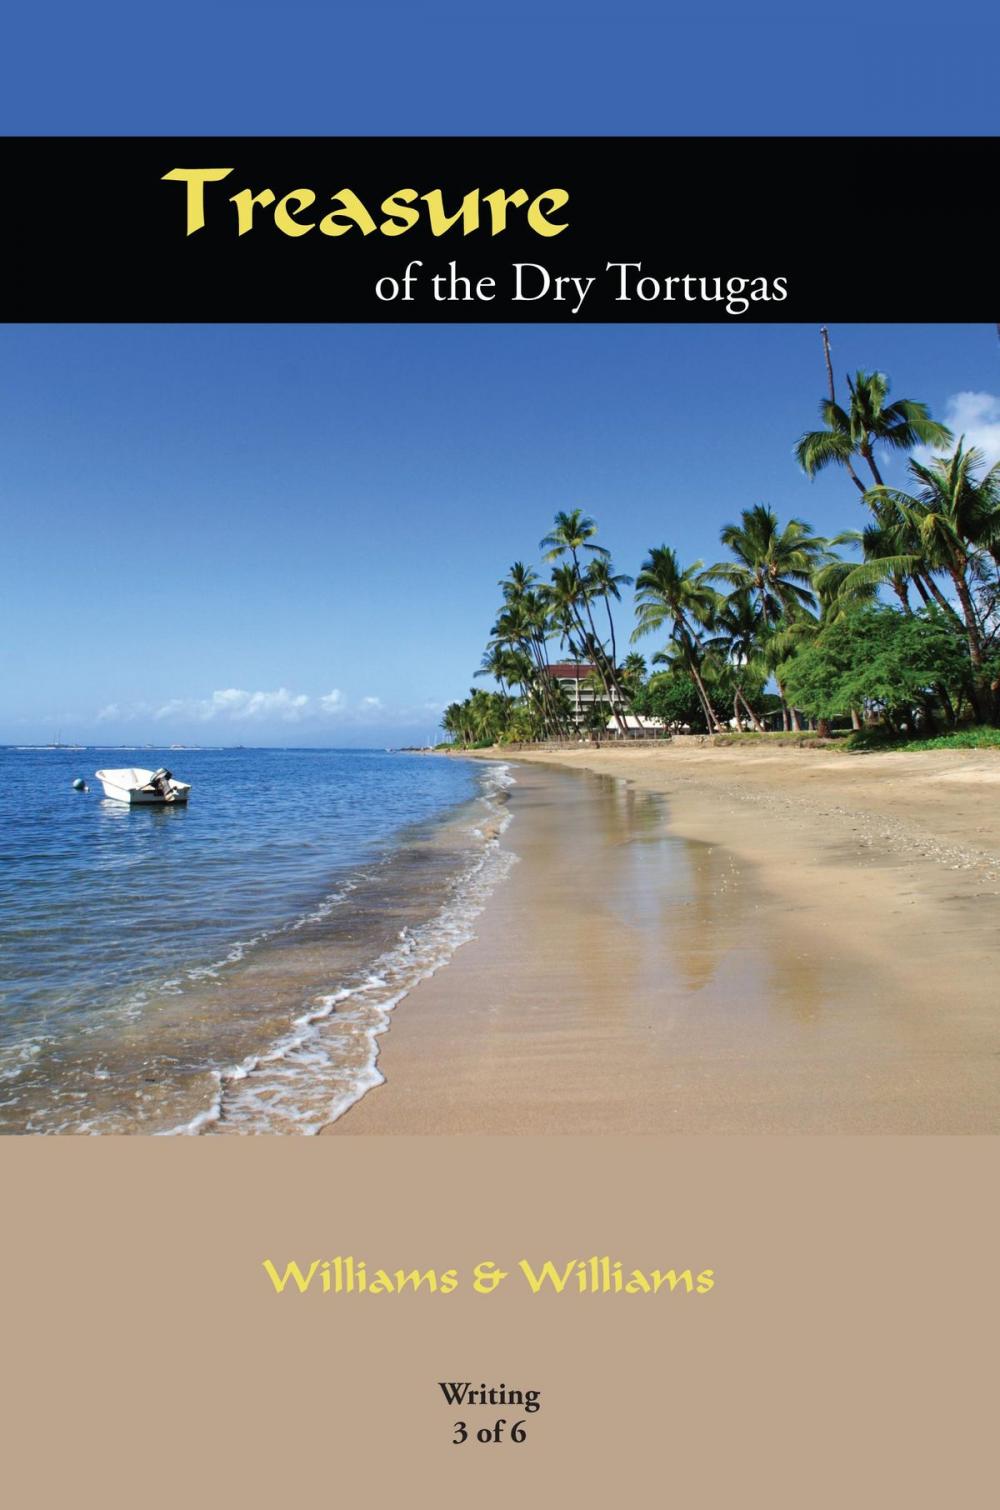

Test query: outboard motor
[149,767,175,801]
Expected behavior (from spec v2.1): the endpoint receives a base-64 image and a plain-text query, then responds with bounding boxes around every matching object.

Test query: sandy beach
[327,743,1000,1134]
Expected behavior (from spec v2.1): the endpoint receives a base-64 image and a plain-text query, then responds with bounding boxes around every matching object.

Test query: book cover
[2,8,997,1506]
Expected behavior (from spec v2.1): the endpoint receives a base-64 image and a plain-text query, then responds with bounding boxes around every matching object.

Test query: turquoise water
[0,747,514,1134]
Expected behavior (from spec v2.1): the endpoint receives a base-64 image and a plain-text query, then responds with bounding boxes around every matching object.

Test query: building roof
[545,662,597,678]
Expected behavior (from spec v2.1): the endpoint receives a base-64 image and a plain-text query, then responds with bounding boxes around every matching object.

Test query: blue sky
[2,6,997,742]
[2,323,997,745]
[1,3,995,135]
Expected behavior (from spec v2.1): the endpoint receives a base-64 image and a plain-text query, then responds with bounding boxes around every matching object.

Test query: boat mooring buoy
[72,777,87,792]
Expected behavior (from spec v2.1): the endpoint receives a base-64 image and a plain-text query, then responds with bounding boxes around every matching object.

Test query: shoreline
[0,754,511,1135]
[328,745,1000,1134]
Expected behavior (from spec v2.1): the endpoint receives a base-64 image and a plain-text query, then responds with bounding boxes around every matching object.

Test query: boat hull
[95,768,192,805]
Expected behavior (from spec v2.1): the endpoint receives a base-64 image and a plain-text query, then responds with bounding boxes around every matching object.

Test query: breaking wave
[168,763,517,1135]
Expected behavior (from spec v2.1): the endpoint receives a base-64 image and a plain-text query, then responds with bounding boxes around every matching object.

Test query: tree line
[442,351,1000,748]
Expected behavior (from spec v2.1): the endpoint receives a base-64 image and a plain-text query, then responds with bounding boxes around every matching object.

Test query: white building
[604,714,669,738]
[544,662,606,727]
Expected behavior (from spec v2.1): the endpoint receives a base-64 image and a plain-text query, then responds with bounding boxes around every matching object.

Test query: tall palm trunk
[688,661,724,733]
[603,595,623,695]
[891,575,913,613]
[775,674,800,731]
[600,596,634,716]
[737,687,765,732]
[860,445,885,489]
[918,570,966,630]
[591,640,628,734]
[535,635,572,738]
[690,671,716,732]
[821,328,866,496]
[526,634,565,739]
[947,563,989,720]
[570,596,628,737]
[861,448,918,613]
[569,549,628,736]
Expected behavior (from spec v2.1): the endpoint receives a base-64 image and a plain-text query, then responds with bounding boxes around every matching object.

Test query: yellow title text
[162,169,570,239]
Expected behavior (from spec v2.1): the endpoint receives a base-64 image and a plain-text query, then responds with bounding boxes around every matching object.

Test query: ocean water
[0,747,515,1135]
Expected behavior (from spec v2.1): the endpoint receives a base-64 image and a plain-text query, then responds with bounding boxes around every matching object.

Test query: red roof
[545,662,596,678]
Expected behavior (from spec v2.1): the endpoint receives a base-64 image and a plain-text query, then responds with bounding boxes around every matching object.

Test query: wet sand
[328,748,1000,1134]
[0,788,507,1136]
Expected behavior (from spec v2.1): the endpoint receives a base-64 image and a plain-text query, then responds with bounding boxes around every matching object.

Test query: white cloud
[233,689,309,721]
[210,688,248,713]
[915,391,1000,471]
[95,687,429,730]
[152,697,187,721]
[154,687,311,723]
[97,700,153,723]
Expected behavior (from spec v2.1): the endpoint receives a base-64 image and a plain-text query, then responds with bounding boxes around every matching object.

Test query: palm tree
[712,505,828,730]
[715,505,826,616]
[443,693,501,746]
[864,441,1000,720]
[797,352,953,613]
[541,511,628,733]
[811,548,879,618]
[501,648,537,701]
[492,566,567,737]
[476,645,530,711]
[441,701,467,745]
[585,555,634,709]
[619,652,647,704]
[829,511,961,619]
[499,560,540,605]
[466,687,506,744]
[795,369,953,493]
[540,564,605,731]
[544,563,589,656]
[584,556,632,633]
[632,546,725,731]
[539,508,610,565]
[649,640,723,732]
[544,563,627,735]
[706,590,768,731]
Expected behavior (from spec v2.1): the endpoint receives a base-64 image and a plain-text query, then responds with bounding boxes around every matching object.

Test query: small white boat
[95,767,192,805]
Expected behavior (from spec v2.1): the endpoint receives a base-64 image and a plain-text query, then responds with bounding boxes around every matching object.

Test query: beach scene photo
[2,322,999,1134]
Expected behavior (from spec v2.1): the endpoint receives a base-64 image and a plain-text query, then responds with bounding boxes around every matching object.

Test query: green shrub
[846,726,1000,753]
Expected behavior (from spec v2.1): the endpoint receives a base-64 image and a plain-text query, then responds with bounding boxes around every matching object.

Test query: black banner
[4,136,997,321]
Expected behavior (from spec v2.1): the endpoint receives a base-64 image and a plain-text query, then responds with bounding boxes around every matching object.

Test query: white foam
[166,762,518,1136]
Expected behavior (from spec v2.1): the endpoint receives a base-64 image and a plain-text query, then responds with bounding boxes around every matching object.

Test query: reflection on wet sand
[333,761,995,1134]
